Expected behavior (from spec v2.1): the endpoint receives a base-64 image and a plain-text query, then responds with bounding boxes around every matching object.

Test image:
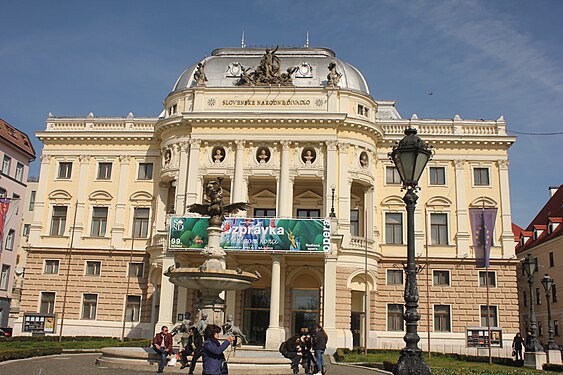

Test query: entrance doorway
[242,288,270,345]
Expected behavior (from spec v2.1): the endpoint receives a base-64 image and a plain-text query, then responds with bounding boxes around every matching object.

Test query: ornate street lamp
[522,254,544,352]
[541,274,558,350]
[329,185,336,218]
[389,127,432,375]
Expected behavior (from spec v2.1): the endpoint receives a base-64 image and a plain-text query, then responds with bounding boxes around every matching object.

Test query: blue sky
[0,0,561,227]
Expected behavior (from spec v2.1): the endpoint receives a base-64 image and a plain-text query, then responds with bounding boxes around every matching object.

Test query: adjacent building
[0,118,36,328]
[516,185,563,347]
[15,46,519,355]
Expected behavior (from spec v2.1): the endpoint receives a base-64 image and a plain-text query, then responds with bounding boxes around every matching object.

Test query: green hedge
[543,363,563,372]
[0,336,147,343]
[0,347,63,362]
[432,369,530,375]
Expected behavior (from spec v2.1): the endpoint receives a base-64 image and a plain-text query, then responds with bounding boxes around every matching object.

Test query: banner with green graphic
[169,217,331,252]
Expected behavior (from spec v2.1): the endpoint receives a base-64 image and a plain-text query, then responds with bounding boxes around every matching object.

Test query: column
[497,160,513,258]
[232,140,245,202]
[29,153,51,243]
[111,155,130,247]
[278,141,291,217]
[71,155,90,247]
[175,141,190,214]
[155,183,168,233]
[337,143,351,230]
[156,255,176,330]
[325,141,338,217]
[185,139,201,206]
[265,255,285,349]
[454,160,470,257]
[364,187,374,240]
[323,255,338,349]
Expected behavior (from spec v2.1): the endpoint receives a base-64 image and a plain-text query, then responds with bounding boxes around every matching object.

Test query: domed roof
[172,47,370,95]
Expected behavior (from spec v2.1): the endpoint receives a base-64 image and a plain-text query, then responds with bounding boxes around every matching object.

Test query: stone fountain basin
[165,267,259,292]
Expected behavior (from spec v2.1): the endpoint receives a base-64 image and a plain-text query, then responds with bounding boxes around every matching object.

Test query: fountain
[164,177,260,325]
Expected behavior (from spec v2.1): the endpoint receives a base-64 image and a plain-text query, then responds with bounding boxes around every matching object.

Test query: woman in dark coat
[313,324,328,374]
[201,324,234,375]
[512,332,524,360]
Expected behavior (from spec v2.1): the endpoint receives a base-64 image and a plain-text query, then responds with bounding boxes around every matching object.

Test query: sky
[0,0,561,227]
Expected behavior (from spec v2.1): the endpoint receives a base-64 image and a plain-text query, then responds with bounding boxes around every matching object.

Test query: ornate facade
[15,47,519,355]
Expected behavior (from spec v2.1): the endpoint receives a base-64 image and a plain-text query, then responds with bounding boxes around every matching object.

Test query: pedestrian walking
[512,332,524,360]
[313,324,328,374]
[201,324,235,375]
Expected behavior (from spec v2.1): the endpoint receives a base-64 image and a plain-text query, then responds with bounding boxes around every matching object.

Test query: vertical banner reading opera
[169,217,331,252]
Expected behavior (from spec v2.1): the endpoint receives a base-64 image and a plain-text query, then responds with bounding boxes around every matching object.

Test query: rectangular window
[85,261,101,276]
[479,271,496,287]
[429,167,445,185]
[388,304,404,331]
[254,208,276,217]
[44,260,59,274]
[129,262,145,278]
[385,213,403,244]
[536,288,541,305]
[433,270,450,286]
[133,207,150,238]
[538,321,543,336]
[125,295,141,322]
[552,285,557,303]
[97,162,112,180]
[50,206,67,236]
[58,162,72,179]
[430,213,448,245]
[386,166,401,184]
[434,305,451,332]
[0,265,9,290]
[40,292,55,314]
[555,320,559,336]
[480,305,498,327]
[387,270,403,285]
[549,252,554,267]
[90,207,108,237]
[138,163,153,180]
[5,229,15,250]
[23,223,31,237]
[473,167,490,186]
[350,209,360,236]
[81,294,97,320]
[2,156,11,174]
[15,162,24,181]
[29,190,36,211]
[522,290,527,307]
[296,209,320,218]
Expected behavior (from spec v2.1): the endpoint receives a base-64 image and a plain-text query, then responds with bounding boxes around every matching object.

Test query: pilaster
[232,140,246,203]
[278,141,292,217]
[337,142,350,229]
[185,139,201,206]
[111,155,130,247]
[454,159,470,257]
[497,160,513,258]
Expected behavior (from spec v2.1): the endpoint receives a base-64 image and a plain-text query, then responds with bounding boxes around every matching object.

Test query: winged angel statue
[187,177,250,226]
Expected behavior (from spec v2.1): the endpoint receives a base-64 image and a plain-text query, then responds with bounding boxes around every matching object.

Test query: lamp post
[541,274,558,350]
[329,185,336,218]
[522,254,544,352]
[389,127,432,375]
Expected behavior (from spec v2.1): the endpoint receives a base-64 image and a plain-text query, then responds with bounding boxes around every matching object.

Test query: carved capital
[118,155,131,163]
[453,159,465,170]
[235,139,246,150]
[325,140,338,151]
[189,138,202,149]
[40,153,51,162]
[179,141,190,152]
[78,155,91,163]
[338,142,350,153]
[280,140,291,150]
[497,159,509,169]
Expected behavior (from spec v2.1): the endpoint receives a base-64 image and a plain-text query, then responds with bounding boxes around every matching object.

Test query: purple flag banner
[469,208,497,268]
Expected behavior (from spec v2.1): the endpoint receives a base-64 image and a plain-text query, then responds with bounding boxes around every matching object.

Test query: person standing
[512,332,524,361]
[180,326,203,374]
[152,326,173,373]
[313,324,328,375]
[201,324,235,375]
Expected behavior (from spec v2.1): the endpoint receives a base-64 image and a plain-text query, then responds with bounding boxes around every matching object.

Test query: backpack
[279,341,290,358]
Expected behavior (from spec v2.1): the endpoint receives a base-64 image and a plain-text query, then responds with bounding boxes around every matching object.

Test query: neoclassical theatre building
[16,46,519,355]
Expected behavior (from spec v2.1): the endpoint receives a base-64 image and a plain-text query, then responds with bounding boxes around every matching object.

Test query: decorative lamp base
[392,348,431,375]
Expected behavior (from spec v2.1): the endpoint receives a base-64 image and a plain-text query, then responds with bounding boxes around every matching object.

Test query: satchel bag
[511,350,516,357]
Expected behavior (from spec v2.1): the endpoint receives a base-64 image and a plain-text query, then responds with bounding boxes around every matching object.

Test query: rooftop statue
[187,177,250,226]
[236,47,297,86]
[327,60,342,86]
[194,62,208,86]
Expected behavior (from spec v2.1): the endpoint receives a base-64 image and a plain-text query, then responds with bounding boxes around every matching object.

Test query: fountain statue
[165,177,260,327]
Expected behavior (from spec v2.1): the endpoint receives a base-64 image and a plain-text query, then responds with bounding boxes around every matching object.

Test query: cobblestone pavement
[0,353,384,375]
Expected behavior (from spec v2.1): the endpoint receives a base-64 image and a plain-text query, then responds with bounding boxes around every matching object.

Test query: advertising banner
[169,217,331,252]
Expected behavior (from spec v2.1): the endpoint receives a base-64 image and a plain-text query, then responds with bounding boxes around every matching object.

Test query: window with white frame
[479,271,496,287]
[387,269,403,285]
[129,262,144,278]
[50,206,67,236]
[97,162,112,180]
[81,294,97,320]
[2,155,11,175]
[138,163,153,180]
[388,304,404,331]
[90,207,108,237]
[5,229,15,250]
[15,162,24,181]
[85,261,101,276]
[385,213,403,244]
[430,213,448,245]
[254,208,276,217]
[22,223,31,237]
[350,209,360,236]
[473,167,490,186]
[40,292,55,314]
[480,305,498,327]
[133,207,150,238]
[125,295,141,321]
[58,162,72,179]
[44,260,59,274]
[433,270,450,286]
[385,166,401,184]
[434,305,451,332]
[296,209,321,218]
[29,190,36,211]
[429,167,445,185]
[0,265,9,290]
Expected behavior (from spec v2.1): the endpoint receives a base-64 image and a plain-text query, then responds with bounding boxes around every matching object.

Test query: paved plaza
[0,353,383,375]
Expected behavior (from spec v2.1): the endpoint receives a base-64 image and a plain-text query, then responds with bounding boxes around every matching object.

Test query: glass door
[242,288,270,345]
[291,288,320,334]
